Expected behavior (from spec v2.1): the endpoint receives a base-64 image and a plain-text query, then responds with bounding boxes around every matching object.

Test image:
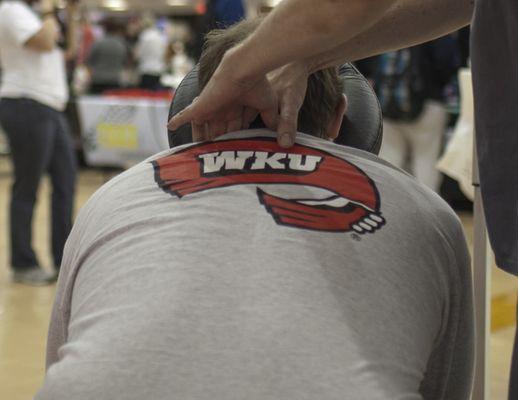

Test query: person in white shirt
[134,14,167,91]
[0,0,78,285]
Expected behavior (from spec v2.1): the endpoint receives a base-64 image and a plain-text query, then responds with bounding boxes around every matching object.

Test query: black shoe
[12,267,58,286]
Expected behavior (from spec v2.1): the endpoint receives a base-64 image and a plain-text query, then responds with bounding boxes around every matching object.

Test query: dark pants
[0,98,77,271]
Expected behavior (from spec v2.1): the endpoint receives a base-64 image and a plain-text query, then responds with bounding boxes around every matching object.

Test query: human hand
[168,50,279,143]
[168,57,311,148]
[265,61,309,147]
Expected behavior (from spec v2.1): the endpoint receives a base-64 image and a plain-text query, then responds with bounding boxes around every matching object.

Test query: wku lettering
[153,138,386,233]
[198,151,323,175]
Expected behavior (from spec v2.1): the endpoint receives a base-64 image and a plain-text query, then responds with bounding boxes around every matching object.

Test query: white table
[77,95,171,168]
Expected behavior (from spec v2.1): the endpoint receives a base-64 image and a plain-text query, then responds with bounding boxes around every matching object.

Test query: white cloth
[135,27,167,76]
[379,100,448,192]
[0,1,68,111]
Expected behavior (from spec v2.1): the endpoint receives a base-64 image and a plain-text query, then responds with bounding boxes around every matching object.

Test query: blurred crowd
[54,0,271,96]
[0,0,277,285]
[69,13,195,94]
[0,1,472,199]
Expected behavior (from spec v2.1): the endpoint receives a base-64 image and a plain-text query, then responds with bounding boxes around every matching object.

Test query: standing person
[0,0,78,285]
[167,1,518,397]
[167,41,195,84]
[375,36,459,191]
[134,14,167,91]
[86,17,127,94]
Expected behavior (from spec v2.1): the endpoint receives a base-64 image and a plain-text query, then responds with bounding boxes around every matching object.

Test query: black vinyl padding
[168,63,383,155]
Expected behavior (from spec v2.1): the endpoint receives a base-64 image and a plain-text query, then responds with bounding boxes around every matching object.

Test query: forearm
[307,0,474,71]
[223,0,397,82]
[25,16,59,51]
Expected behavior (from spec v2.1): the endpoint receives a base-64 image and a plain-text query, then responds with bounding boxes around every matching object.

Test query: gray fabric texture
[471,0,518,275]
[87,35,127,85]
[36,131,474,400]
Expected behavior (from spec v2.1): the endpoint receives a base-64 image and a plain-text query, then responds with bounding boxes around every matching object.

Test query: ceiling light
[103,0,128,11]
[167,0,192,6]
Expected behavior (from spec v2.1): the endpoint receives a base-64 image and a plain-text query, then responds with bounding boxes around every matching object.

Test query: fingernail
[279,134,292,148]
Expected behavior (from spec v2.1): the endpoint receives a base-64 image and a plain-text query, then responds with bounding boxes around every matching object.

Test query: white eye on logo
[294,196,385,233]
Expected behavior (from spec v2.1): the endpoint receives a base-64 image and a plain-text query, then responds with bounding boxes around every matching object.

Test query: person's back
[87,32,127,89]
[373,36,459,122]
[135,26,166,76]
[36,130,473,400]
[373,36,459,192]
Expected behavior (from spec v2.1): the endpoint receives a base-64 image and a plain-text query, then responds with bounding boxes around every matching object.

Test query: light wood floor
[0,156,516,399]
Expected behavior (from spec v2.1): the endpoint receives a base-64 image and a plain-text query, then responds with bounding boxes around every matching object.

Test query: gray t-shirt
[471,0,518,275]
[87,35,127,85]
[36,131,474,400]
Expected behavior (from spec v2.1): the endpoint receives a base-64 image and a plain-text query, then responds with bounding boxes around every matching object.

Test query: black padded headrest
[168,63,383,154]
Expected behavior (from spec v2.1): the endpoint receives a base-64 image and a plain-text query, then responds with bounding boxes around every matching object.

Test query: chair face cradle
[168,64,383,155]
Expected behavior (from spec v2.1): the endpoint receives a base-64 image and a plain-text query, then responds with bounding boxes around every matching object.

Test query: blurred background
[0,1,516,399]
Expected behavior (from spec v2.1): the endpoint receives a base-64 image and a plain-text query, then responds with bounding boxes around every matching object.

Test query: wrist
[223,41,281,83]
[40,7,55,17]
[40,0,56,13]
[288,60,311,79]
[304,54,329,75]
[216,44,264,90]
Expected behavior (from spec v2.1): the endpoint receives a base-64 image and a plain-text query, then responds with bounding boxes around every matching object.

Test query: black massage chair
[167,64,383,155]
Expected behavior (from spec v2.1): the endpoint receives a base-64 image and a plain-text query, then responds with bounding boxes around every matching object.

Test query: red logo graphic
[152,138,385,233]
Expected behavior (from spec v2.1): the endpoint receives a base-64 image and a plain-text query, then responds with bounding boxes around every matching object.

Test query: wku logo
[152,138,385,234]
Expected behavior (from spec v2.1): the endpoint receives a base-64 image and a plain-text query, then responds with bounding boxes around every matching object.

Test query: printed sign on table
[78,95,171,168]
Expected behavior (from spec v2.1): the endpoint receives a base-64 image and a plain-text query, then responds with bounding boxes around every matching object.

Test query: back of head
[141,12,156,30]
[198,18,343,139]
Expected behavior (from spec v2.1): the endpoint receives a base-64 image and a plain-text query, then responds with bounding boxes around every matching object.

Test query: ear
[326,94,347,141]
